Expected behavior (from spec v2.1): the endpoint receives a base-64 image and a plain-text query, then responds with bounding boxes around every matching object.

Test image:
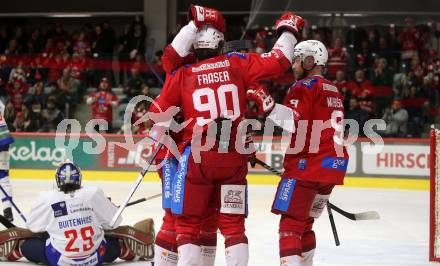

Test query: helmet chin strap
[300,60,316,78]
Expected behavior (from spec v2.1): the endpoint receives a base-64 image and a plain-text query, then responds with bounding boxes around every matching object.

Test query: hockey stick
[252,158,341,246]
[326,202,340,246]
[110,141,164,228]
[327,202,380,221]
[252,158,380,221]
[125,193,162,208]
[0,185,27,223]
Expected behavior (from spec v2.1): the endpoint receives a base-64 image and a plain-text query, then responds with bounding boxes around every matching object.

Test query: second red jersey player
[248,40,349,266]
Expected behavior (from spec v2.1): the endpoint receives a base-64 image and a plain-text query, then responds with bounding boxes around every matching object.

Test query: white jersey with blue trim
[26,186,122,258]
[0,100,6,128]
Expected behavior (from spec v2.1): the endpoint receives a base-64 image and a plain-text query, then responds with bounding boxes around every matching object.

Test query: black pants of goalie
[20,236,120,265]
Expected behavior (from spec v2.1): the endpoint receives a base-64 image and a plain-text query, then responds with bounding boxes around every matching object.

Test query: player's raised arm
[162,5,225,73]
[243,12,303,85]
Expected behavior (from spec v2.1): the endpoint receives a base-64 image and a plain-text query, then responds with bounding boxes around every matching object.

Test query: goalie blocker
[0,219,155,264]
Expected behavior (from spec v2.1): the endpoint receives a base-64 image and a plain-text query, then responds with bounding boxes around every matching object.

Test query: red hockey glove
[246,84,275,116]
[245,132,257,168]
[188,4,226,33]
[275,12,304,39]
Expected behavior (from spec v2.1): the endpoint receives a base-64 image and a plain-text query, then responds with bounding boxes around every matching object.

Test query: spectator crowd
[238,17,440,138]
[0,15,438,138]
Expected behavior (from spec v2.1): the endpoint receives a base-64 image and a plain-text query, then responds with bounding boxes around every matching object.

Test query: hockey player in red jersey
[248,40,349,266]
[150,9,303,265]
[153,5,225,266]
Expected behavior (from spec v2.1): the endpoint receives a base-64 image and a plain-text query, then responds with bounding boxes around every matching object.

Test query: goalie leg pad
[0,228,40,261]
[105,220,155,261]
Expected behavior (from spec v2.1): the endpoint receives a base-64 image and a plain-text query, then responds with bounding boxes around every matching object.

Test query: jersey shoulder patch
[300,77,318,89]
[226,52,247,59]
[322,83,339,93]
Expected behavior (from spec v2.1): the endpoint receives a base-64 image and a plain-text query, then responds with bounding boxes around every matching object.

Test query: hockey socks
[177,243,201,266]
[225,243,249,266]
[280,250,315,266]
[155,230,178,266]
[199,231,217,266]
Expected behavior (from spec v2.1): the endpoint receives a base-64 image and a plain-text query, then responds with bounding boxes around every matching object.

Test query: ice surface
[2,179,436,266]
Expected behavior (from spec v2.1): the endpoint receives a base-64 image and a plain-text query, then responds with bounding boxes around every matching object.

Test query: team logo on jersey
[51,201,68,218]
[301,77,318,89]
[221,185,246,215]
[224,190,243,204]
[323,83,339,93]
[297,159,307,170]
[321,157,348,171]
[226,52,247,59]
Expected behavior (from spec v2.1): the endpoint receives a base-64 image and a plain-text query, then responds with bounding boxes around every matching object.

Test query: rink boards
[9,169,429,190]
[8,133,430,191]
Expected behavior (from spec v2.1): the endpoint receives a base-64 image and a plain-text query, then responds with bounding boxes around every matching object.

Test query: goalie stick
[253,158,380,221]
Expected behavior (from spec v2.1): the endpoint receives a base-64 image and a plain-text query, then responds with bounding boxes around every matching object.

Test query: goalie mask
[193,25,224,50]
[56,160,82,192]
[293,40,328,68]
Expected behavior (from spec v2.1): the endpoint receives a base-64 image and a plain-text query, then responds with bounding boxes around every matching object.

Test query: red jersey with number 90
[151,51,290,154]
[282,75,349,185]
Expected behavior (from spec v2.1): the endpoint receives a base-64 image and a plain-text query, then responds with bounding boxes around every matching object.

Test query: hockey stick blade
[328,202,380,220]
[0,214,16,228]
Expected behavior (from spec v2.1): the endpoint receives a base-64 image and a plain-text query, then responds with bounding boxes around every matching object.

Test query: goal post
[431,127,440,262]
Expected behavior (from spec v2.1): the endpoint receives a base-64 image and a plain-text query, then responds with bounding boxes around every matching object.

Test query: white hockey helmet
[293,40,328,66]
[193,25,224,50]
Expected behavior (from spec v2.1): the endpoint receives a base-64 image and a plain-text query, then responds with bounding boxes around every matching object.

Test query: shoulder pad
[300,77,319,89]
[226,52,247,59]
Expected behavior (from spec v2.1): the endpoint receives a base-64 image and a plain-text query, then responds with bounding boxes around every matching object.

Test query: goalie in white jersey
[0,160,155,265]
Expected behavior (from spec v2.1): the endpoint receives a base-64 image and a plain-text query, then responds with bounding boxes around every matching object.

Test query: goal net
[431,127,440,262]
